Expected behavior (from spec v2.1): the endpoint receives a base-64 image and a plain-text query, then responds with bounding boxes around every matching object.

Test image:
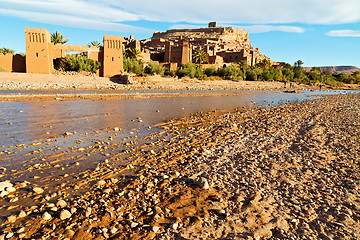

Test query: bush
[0,66,7,72]
[217,64,243,80]
[245,69,258,81]
[54,55,101,73]
[176,63,205,79]
[123,57,144,75]
[144,61,165,76]
[204,67,217,77]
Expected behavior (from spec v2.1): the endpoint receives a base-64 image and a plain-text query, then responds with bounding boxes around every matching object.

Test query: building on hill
[128,22,273,68]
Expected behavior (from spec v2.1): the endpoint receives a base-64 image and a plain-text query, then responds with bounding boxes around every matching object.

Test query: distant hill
[303,66,360,75]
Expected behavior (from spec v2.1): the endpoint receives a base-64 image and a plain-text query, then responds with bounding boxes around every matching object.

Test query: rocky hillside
[304,66,360,75]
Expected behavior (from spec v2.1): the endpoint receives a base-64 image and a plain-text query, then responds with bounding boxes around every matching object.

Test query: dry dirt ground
[0,93,359,239]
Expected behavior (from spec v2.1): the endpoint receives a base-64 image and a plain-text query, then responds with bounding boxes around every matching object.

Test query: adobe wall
[0,53,13,72]
[102,34,123,77]
[0,53,26,72]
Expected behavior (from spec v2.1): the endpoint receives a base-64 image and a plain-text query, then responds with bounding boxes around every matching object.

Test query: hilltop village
[0,22,273,77]
[126,22,272,69]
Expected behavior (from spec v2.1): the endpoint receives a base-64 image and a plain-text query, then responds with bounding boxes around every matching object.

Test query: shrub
[176,63,205,79]
[144,61,165,76]
[0,66,7,72]
[217,64,243,80]
[245,69,258,81]
[123,57,144,75]
[54,55,101,73]
[204,67,217,77]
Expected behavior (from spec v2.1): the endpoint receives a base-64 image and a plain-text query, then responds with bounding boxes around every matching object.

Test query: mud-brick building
[139,22,273,68]
[0,27,124,77]
[24,27,123,77]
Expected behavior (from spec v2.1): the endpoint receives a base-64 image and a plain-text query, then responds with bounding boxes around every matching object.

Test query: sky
[0,0,359,67]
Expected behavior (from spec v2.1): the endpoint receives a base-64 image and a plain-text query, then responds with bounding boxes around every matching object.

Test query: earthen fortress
[137,22,271,68]
[0,23,272,76]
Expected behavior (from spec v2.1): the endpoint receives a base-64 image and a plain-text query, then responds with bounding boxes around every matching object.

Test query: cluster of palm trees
[51,31,101,48]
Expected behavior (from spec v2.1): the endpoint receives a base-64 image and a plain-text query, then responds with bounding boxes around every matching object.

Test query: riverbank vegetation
[123,54,359,87]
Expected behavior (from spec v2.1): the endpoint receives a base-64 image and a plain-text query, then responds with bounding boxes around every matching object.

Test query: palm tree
[51,31,68,45]
[294,60,304,68]
[126,48,141,59]
[88,41,101,47]
[0,48,14,54]
[192,48,208,64]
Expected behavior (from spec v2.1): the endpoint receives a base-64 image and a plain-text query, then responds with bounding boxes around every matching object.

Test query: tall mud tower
[25,27,53,74]
[102,35,123,77]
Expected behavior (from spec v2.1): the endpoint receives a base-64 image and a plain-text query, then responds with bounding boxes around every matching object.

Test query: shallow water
[0,89,356,148]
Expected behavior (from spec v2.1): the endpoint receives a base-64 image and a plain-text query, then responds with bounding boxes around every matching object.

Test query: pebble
[194,177,210,189]
[33,187,44,194]
[0,181,12,192]
[56,199,67,208]
[59,209,71,220]
[42,212,52,220]
[7,215,16,223]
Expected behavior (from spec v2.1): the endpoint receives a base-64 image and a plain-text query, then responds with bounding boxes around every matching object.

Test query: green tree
[126,48,141,59]
[88,41,101,47]
[192,48,209,64]
[51,31,68,45]
[0,48,15,54]
[294,60,304,68]
[144,61,165,76]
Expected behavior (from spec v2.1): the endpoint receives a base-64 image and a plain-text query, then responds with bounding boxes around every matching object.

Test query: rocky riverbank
[0,93,359,239]
[2,72,355,93]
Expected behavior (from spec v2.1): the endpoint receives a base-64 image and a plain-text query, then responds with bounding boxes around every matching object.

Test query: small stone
[109,227,117,234]
[42,212,52,220]
[85,207,92,217]
[130,222,138,228]
[18,233,26,239]
[16,228,25,233]
[0,191,9,198]
[5,232,13,238]
[152,226,160,233]
[33,187,44,194]
[6,187,16,193]
[70,207,77,214]
[96,180,106,187]
[194,177,210,189]
[7,215,17,223]
[18,211,27,218]
[0,181,12,192]
[59,209,71,220]
[56,199,67,208]
[9,197,18,203]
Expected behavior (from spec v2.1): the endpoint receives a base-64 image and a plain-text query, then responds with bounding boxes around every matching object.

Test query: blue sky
[0,0,359,67]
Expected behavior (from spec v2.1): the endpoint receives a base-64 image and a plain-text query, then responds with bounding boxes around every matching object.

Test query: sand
[0,93,359,239]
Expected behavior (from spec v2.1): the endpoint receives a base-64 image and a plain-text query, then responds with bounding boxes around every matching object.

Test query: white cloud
[0,0,360,34]
[232,25,305,33]
[0,0,152,33]
[325,30,360,37]
[105,0,360,25]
